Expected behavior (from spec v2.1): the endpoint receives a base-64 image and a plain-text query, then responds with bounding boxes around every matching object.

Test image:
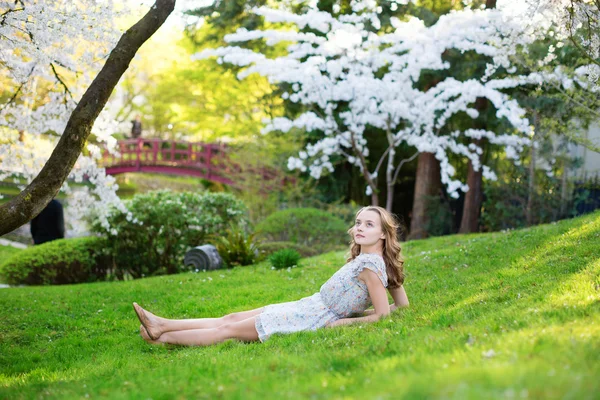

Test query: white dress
[254,253,388,342]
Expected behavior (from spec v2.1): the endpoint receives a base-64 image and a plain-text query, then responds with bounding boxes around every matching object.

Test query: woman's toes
[139,325,162,345]
[133,303,161,340]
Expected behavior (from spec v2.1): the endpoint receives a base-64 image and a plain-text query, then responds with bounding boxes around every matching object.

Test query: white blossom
[0,1,134,235]
[194,5,592,198]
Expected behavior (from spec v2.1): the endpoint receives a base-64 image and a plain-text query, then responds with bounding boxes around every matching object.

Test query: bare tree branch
[392,151,419,184]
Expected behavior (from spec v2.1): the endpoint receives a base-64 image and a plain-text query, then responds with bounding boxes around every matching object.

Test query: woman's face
[353,209,385,247]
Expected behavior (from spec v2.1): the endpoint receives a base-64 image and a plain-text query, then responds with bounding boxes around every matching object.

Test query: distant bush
[0,237,111,285]
[256,208,347,254]
[91,190,248,278]
[268,249,301,270]
[423,194,455,237]
[209,223,262,268]
[258,241,319,258]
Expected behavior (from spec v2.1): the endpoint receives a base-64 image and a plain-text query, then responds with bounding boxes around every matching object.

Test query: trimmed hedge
[255,208,348,254]
[0,237,112,285]
[258,241,319,258]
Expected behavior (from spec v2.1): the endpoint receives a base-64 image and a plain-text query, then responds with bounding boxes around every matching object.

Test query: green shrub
[0,237,112,285]
[258,241,319,258]
[423,194,455,236]
[91,190,248,278]
[255,208,348,253]
[268,249,301,270]
[209,223,262,268]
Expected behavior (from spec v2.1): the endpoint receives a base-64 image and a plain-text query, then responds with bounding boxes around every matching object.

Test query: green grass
[1,212,599,399]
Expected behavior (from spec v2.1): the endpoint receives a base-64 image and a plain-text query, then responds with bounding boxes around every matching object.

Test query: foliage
[258,241,319,258]
[255,208,348,253]
[0,237,111,286]
[224,134,305,224]
[196,6,575,209]
[269,249,300,269]
[209,223,263,268]
[268,248,301,270]
[91,190,248,278]
[1,211,599,398]
[573,177,600,215]
[480,161,584,232]
[423,194,455,237]
[524,0,600,89]
[0,245,23,263]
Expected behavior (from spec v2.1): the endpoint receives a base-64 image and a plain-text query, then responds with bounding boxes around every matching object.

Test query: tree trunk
[459,138,484,233]
[385,129,395,212]
[526,111,539,226]
[560,158,569,218]
[459,97,488,234]
[458,0,495,233]
[0,0,176,236]
[408,152,441,240]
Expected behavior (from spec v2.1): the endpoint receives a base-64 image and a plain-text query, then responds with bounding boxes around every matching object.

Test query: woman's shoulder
[355,252,385,263]
[353,253,386,270]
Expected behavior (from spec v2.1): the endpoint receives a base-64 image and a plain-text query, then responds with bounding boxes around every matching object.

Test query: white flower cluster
[0,1,133,234]
[194,5,591,198]
[522,1,600,88]
[0,132,132,235]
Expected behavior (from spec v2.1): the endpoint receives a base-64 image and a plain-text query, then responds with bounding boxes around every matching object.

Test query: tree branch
[392,151,419,184]
[0,64,35,112]
[50,62,74,101]
[0,0,176,236]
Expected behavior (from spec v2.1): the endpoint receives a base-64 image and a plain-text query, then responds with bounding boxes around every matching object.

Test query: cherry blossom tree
[0,0,177,236]
[195,6,548,213]
[523,0,600,86]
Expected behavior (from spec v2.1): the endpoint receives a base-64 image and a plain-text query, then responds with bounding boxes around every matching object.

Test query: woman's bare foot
[139,325,163,345]
[132,302,163,340]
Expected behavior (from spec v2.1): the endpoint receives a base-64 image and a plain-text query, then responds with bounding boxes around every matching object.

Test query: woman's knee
[218,318,259,342]
[222,312,240,324]
[222,308,264,324]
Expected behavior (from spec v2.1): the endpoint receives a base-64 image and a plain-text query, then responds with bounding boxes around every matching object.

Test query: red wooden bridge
[100,138,233,185]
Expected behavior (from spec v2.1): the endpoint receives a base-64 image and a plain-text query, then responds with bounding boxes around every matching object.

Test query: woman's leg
[133,302,265,339]
[142,316,260,346]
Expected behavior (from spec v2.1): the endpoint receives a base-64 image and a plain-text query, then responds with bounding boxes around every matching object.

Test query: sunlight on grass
[1,212,599,399]
[549,258,600,307]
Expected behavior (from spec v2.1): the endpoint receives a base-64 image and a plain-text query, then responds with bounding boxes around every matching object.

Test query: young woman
[133,206,409,346]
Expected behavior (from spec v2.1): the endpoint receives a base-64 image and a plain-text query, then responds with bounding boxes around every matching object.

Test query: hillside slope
[1,211,599,399]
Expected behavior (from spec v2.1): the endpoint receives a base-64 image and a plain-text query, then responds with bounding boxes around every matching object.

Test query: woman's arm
[327,268,389,328]
[360,286,409,316]
[389,285,409,308]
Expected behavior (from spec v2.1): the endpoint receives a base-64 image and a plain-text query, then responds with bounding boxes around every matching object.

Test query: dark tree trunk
[458,0,495,233]
[0,0,176,236]
[526,112,539,226]
[560,159,569,218]
[408,152,441,240]
[459,137,484,234]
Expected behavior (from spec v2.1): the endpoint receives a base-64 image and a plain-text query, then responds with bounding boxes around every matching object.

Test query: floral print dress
[254,253,388,342]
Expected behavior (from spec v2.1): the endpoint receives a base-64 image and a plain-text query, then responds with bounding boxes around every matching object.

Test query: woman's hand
[325,320,342,328]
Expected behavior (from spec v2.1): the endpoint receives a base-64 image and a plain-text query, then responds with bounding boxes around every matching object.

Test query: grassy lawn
[1,211,599,399]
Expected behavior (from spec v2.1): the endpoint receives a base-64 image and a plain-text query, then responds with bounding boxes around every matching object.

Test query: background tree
[196,6,559,221]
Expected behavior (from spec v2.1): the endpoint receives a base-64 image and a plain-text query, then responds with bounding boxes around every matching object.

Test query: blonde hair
[346,206,405,289]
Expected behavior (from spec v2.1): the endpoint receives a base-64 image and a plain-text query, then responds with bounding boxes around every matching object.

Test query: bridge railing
[101,138,228,168]
[100,138,289,188]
